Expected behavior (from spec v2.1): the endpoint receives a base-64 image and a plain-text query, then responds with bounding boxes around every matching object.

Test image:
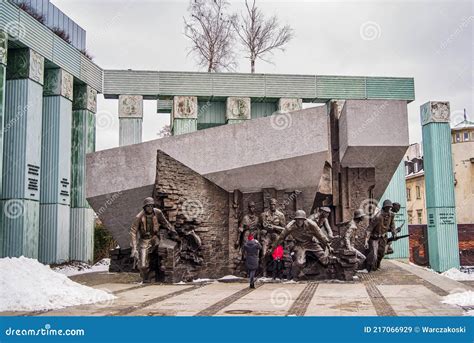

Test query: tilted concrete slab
[86,106,329,247]
[339,100,409,198]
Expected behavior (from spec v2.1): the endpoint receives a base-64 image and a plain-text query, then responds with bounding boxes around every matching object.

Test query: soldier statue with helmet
[130,197,179,283]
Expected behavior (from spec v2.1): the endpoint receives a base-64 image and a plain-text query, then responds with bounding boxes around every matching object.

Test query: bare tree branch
[183,0,237,72]
[233,0,294,73]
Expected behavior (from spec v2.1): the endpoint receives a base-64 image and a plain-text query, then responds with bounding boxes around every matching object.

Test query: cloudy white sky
[52,0,473,151]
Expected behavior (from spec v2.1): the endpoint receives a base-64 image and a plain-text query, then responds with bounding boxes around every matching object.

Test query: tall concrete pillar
[0,32,7,200]
[172,96,197,135]
[70,84,97,263]
[38,68,73,263]
[421,101,460,271]
[379,160,409,259]
[226,97,250,124]
[1,48,44,258]
[118,95,143,146]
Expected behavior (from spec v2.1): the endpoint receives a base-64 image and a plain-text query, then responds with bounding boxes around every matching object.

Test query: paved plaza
[2,260,471,317]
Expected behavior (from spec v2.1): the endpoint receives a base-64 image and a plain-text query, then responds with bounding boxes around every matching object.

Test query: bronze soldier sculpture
[235,201,260,251]
[130,197,178,283]
[308,207,335,240]
[364,199,397,271]
[260,198,286,276]
[343,209,367,265]
[274,210,334,281]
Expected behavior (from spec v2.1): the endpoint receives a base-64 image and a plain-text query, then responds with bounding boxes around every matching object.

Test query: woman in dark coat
[243,234,262,288]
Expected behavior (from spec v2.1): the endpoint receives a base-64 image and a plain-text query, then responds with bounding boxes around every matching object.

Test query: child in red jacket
[272,245,284,280]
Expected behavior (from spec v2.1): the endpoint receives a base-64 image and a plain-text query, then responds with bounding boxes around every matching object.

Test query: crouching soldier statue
[273,210,334,281]
[130,197,179,283]
[343,209,367,265]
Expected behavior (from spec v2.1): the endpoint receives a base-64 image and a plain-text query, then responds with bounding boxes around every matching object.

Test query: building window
[408,210,413,224]
[416,186,421,199]
[455,133,461,143]
[464,132,470,141]
[416,210,423,224]
[406,188,411,201]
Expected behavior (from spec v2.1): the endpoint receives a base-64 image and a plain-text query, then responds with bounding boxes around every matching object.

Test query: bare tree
[234,0,294,73]
[184,0,237,72]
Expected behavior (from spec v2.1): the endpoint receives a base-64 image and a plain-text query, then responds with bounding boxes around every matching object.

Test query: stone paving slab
[377,285,465,316]
[305,283,376,316]
[36,285,192,316]
[130,283,249,316]
[215,283,306,316]
[94,283,143,293]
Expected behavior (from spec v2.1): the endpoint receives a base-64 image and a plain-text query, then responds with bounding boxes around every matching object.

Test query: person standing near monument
[243,234,262,288]
[343,209,367,265]
[273,210,333,281]
[260,198,286,276]
[271,244,284,280]
[308,207,335,240]
[364,199,397,271]
[130,197,178,283]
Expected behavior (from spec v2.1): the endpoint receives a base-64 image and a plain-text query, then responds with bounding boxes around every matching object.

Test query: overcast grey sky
[52,0,473,151]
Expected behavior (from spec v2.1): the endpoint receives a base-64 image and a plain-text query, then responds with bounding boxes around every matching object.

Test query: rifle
[387,233,410,243]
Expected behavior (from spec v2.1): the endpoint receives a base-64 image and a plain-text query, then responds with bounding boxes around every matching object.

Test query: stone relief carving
[28,49,44,85]
[73,84,97,113]
[118,95,143,118]
[420,101,450,125]
[226,97,251,120]
[278,98,302,113]
[0,32,7,65]
[173,96,197,119]
[43,69,73,101]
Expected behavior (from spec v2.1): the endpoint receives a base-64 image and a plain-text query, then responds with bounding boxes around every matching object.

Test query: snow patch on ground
[52,258,110,276]
[192,278,215,283]
[0,256,115,312]
[441,290,474,308]
[441,268,474,281]
[218,275,242,281]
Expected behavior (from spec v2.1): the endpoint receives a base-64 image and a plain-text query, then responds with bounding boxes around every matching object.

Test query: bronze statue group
[238,198,408,287]
[129,197,407,284]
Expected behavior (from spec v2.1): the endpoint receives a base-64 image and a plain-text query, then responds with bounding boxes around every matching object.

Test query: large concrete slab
[377,285,464,316]
[215,283,306,316]
[87,107,329,247]
[130,282,249,316]
[339,100,409,198]
[305,283,376,316]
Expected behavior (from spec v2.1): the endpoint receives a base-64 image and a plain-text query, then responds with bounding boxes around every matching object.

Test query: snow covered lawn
[0,257,115,312]
[52,258,110,276]
[442,291,474,316]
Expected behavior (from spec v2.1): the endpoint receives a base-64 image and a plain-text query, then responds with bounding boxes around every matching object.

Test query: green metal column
[421,101,460,271]
[379,160,409,259]
[38,68,74,263]
[1,48,44,258]
[118,95,143,146]
[172,96,197,135]
[70,84,97,263]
